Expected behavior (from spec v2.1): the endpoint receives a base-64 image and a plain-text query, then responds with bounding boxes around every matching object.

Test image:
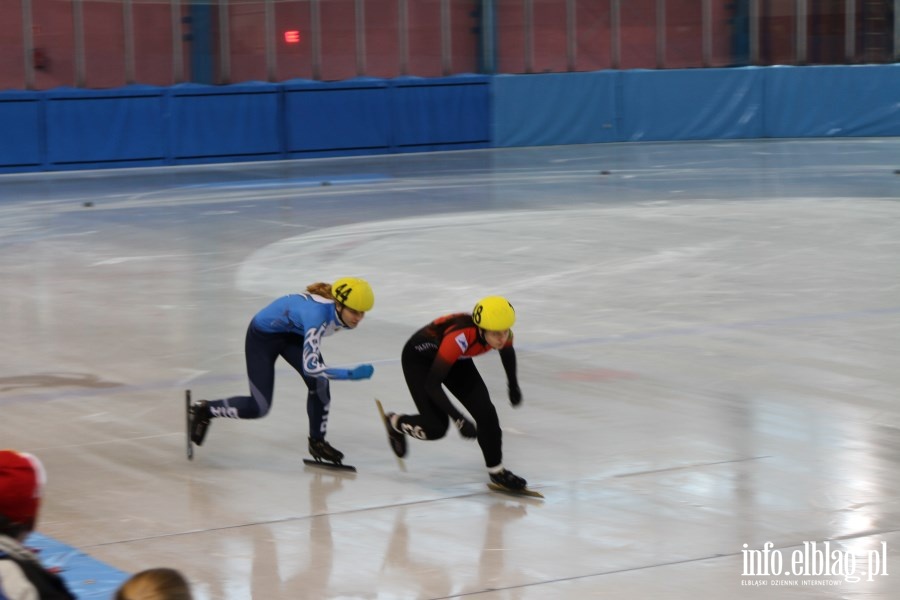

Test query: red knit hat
[0,450,46,530]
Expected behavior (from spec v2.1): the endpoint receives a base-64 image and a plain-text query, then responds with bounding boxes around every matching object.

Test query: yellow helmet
[332,277,374,312]
[472,296,515,331]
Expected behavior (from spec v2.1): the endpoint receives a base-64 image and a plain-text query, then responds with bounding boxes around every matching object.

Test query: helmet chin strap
[335,304,349,328]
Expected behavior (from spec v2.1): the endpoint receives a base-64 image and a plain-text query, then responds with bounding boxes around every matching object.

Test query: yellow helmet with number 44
[472,296,515,331]
[332,277,375,312]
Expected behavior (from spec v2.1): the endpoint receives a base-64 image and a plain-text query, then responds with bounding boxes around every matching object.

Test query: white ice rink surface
[1,139,899,599]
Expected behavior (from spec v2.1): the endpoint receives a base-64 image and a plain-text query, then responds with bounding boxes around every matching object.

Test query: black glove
[454,417,477,438]
[508,383,522,407]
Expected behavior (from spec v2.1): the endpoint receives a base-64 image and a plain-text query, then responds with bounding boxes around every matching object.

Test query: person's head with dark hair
[0,449,46,541]
[115,567,193,600]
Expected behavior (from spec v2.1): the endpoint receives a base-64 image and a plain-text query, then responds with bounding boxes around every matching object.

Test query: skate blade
[375,398,406,472]
[303,458,357,473]
[487,482,544,499]
[185,390,193,461]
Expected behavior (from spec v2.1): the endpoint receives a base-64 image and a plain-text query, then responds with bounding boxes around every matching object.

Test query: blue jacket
[251,293,356,380]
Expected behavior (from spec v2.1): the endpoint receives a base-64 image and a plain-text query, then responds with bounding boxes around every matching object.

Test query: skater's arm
[302,326,371,380]
[499,343,522,406]
[499,343,517,384]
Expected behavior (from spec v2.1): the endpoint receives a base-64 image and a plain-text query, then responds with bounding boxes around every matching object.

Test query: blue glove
[347,364,374,380]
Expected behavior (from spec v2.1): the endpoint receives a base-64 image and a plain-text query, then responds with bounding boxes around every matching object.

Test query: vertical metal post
[311,0,322,80]
[844,0,855,62]
[894,0,900,61]
[481,0,496,74]
[702,0,712,67]
[398,0,409,75]
[611,0,621,69]
[356,0,367,76]
[796,0,807,64]
[524,0,533,73]
[749,0,760,65]
[72,0,86,86]
[218,0,230,83]
[265,0,276,81]
[172,0,184,83]
[656,0,666,68]
[441,0,451,75]
[22,0,34,89]
[123,0,135,84]
[566,0,576,71]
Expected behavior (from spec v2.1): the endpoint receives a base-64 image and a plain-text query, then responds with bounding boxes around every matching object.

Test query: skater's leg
[190,327,280,446]
[444,361,503,468]
[445,362,526,489]
[280,339,332,440]
[281,341,343,462]
[303,374,331,439]
[395,344,450,440]
[206,327,279,419]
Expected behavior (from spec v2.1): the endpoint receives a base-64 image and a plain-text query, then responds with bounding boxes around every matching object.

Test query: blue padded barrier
[391,75,491,151]
[1,66,898,174]
[284,78,390,155]
[0,91,42,171]
[762,64,900,138]
[170,82,282,163]
[44,85,166,168]
[26,532,128,599]
[492,72,618,147]
[619,68,765,141]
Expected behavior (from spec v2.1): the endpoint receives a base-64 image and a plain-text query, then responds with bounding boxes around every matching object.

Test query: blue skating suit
[252,293,359,380]
[206,293,363,439]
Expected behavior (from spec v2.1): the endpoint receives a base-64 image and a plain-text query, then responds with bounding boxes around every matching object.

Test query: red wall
[0,0,892,91]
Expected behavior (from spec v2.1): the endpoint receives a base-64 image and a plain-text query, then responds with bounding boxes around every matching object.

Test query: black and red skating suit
[397,313,518,469]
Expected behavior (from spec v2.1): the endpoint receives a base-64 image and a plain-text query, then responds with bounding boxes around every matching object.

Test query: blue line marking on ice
[26,532,129,599]
[186,174,391,190]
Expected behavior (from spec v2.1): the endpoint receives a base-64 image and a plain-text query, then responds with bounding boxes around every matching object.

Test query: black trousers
[398,337,503,468]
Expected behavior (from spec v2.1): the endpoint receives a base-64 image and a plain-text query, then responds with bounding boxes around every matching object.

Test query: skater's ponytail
[306,282,334,300]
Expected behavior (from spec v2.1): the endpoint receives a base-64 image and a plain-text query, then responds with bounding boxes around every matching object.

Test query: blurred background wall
[0,1,897,173]
[1,0,895,90]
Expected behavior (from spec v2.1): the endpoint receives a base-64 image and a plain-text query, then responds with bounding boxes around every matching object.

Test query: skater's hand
[508,383,522,407]
[454,417,477,438]
[347,364,374,380]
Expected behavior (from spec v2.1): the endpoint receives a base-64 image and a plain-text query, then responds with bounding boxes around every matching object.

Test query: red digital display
[284,30,301,44]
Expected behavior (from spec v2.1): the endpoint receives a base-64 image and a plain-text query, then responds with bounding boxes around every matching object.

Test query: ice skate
[375,399,407,458]
[186,391,212,459]
[304,437,356,472]
[487,469,544,499]
[490,468,526,490]
[189,399,212,445]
